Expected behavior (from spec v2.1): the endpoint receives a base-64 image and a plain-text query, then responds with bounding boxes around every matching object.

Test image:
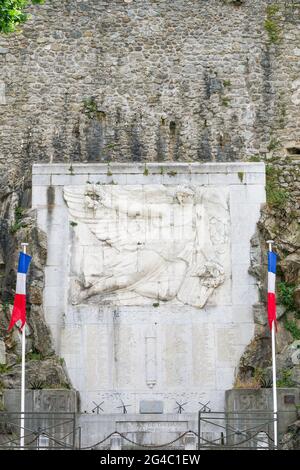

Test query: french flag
[8,252,32,331]
[267,251,277,331]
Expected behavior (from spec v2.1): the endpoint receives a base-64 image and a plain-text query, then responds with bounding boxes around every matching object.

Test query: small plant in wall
[10,206,25,234]
[264,4,281,44]
[238,171,244,183]
[221,96,231,107]
[83,97,98,119]
[70,221,78,227]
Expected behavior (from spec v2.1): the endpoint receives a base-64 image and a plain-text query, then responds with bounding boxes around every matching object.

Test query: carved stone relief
[64,184,230,308]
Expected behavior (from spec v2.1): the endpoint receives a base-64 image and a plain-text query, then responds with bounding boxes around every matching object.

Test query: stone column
[110,432,122,450]
[184,431,197,450]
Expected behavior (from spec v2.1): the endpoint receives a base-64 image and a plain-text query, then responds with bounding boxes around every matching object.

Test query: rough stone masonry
[0,0,299,190]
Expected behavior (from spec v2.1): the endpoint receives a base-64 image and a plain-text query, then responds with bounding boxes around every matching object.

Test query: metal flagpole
[20,242,28,450]
[267,240,278,449]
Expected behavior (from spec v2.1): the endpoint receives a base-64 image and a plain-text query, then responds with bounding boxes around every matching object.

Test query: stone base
[3,389,78,413]
[226,388,300,439]
[78,413,198,450]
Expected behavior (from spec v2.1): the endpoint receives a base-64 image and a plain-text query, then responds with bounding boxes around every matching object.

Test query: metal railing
[198,411,279,450]
[0,412,78,450]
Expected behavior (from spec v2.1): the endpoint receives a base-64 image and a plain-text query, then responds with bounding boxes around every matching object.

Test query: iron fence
[0,412,77,450]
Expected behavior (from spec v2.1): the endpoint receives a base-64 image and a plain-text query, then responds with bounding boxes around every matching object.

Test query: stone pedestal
[1,389,78,449]
[225,388,300,446]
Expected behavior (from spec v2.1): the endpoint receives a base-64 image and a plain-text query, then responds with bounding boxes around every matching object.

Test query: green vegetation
[26,350,43,361]
[29,379,45,389]
[284,320,300,340]
[278,282,297,312]
[223,79,231,87]
[0,0,45,34]
[143,166,149,176]
[277,368,295,388]
[0,364,11,374]
[248,155,263,162]
[152,302,160,308]
[254,367,272,388]
[266,4,280,16]
[265,165,290,209]
[264,4,281,44]
[10,206,25,234]
[160,167,164,175]
[70,221,78,227]
[47,382,70,390]
[221,96,230,107]
[238,171,244,183]
[83,97,98,119]
[68,164,74,175]
[167,171,177,177]
[267,137,280,152]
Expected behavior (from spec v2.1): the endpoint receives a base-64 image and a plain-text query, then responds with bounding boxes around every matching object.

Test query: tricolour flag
[8,252,32,331]
[267,251,277,331]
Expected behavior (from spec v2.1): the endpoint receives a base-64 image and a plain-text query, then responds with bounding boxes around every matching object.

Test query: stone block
[0,339,6,364]
[0,82,6,105]
[3,389,78,413]
[225,388,300,440]
[32,175,51,186]
[32,186,48,208]
[140,400,164,414]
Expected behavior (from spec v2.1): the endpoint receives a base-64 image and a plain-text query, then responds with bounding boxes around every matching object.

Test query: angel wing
[63,184,181,250]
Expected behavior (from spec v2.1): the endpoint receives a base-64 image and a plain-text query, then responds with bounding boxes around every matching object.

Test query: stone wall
[0,0,300,194]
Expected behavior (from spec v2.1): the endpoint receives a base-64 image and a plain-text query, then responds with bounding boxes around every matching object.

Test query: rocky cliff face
[237,158,300,389]
[0,0,299,413]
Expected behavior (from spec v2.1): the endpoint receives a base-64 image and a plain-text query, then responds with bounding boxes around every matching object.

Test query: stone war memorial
[32,162,263,413]
[0,0,300,451]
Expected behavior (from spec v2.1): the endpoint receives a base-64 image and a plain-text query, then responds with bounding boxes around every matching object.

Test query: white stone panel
[32,162,265,413]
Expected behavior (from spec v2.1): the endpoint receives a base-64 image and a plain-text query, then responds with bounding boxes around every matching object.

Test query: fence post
[110,432,122,450]
[184,432,196,450]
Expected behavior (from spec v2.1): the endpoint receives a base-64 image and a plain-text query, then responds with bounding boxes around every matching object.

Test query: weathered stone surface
[276,321,293,354]
[0,357,70,390]
[238,336,272,379]
[277,341,300,370]
[64,182,230,308]
[226,388,300,445]
[3,389,78,413]
[281,418,300,450]
[294,286,300,309]
[253,303,267,325]
[0,339,5,365]
[0,1,299,188]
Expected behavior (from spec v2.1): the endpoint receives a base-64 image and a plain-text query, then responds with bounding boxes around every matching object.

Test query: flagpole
[20,242,28,450]
[267,240,278,449]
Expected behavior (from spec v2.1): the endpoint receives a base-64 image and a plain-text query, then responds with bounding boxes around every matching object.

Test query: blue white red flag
[267,251,277,331]
[8,252,32,331]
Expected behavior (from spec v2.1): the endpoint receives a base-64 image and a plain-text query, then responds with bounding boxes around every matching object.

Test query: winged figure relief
[63,184,229,308]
